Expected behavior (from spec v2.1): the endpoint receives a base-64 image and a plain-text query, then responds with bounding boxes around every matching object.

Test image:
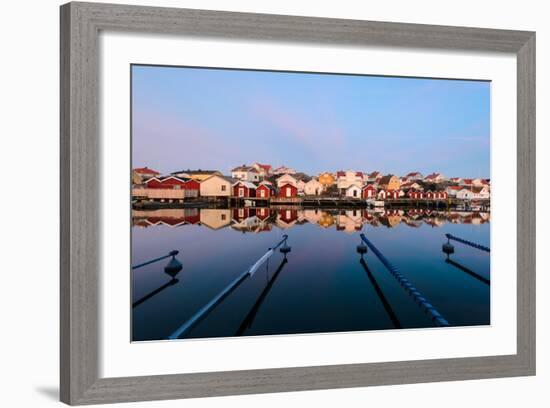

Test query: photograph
[130,65,491,341]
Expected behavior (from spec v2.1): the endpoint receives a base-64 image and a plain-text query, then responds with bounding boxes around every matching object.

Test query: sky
[132,65,490,178]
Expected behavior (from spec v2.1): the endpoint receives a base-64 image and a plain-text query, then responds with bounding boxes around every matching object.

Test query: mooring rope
[445,234,490,252]
[360,233,449,327]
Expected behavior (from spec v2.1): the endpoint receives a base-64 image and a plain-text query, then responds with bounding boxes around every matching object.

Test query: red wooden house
[256,207,271,221]
[232,181,257,198]
[256,183,275,199]
[145,176,200,192]
[407,189,425,199]
[278,183,298,198]
[362,184,377,199]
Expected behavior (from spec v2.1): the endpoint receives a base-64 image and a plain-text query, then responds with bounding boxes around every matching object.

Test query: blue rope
[360,234,449,327]
[445,234,490,253]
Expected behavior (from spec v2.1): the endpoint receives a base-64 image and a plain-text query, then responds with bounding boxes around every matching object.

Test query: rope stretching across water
[360,233,449,327]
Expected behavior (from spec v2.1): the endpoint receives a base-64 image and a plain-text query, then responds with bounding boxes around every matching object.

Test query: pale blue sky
[132,65,490,178]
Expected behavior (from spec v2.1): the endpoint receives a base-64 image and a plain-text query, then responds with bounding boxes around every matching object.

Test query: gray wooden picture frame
[60,1,536,405]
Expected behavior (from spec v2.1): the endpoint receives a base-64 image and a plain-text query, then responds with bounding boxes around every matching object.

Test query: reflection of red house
[145,176,200,192]
[278,209,298,224]
[362,184,377,199]
[232,181,256,198]
[278,183,298,198]
[256,184,274,198]
[256,207,271,220]
[232,207,252,222]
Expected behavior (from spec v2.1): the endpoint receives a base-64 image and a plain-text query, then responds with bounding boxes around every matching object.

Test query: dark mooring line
[132,250,179,270]
[132,279,179,308]
[445,234,490,253]
[359,258,402,329]
[360,233,450,327]
[445,258,490,285]
[168,235,289,340]
[235,257,289,336]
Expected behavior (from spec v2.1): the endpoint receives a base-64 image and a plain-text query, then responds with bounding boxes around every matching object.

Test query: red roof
[134,167,160,175]
[356,171,364,177]
[336,171,345,177]
[406,172,421,177]
[255,163,272,171]
[425,173,441,180]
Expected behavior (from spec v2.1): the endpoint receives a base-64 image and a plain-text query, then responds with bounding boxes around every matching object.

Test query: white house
[424,173,446,183]
[273,165,296,175]
[446,185,462,198]
[456,186,490,200]
[231,165,260,182]
[337,170,365,190]
[251,162,272,178]
[304,178,323,195]
[199,174,234,197]
[345,184,362,199]
[405,172,423,181]
[276,173,298,188]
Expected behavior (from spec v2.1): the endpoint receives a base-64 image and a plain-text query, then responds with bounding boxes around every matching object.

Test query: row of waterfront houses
[133,207,490,232]
[132,165,490,202]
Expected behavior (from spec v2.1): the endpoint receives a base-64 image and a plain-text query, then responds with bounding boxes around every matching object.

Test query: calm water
[131,207,490,341]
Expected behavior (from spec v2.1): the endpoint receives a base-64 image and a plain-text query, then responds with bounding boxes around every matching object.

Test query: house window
[221,214,226,220]
[221,185,226,192]
[353,189,357,197]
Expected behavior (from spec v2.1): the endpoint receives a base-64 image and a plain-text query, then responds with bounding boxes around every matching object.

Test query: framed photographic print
[60,2,535,405]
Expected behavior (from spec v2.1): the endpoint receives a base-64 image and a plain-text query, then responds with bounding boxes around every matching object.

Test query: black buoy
[442,243,455,255]
[356,243,367,255]
[164,255,183,277]
[280,242,291,254]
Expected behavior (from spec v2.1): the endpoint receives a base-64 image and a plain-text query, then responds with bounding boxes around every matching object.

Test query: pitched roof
[134,167,160,175]
[368,171,380,178]
[253,163,272,171]
[233,180,257,189]
[172,169,220,175]
[231,165,258,172]
[406,172,422,177]
[378,175,396,185]
[425,173,442,180]
[202,174,238,184]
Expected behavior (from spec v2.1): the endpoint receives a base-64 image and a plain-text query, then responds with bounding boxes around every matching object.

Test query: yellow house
[171,169,222,182]
[318,172,335,187]
[378,175,401,191]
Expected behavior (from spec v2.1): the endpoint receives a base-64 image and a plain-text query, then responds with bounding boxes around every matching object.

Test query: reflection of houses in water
[133,207,491,232]
[304,209,323,224]
[132,208,199,227]
[318,212,335,228]
[255,207,272,221]
[336,209,363,233]
[232,207,254,223]
[199,209,231,230]
[378,210,402,228]
[276,209,299,229]
[232,216,262,233]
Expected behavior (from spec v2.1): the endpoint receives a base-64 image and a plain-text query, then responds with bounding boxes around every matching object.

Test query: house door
[239,187,244,197]
[286,187,291,197]
[260,190,265,198]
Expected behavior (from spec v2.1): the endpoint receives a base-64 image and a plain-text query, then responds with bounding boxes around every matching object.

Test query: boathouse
[278,183,298,198]
[199,174,235,197]
[256,183,275,198]
[362,184,377,199]
[233,181,257,198]
[345,184,362,198]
